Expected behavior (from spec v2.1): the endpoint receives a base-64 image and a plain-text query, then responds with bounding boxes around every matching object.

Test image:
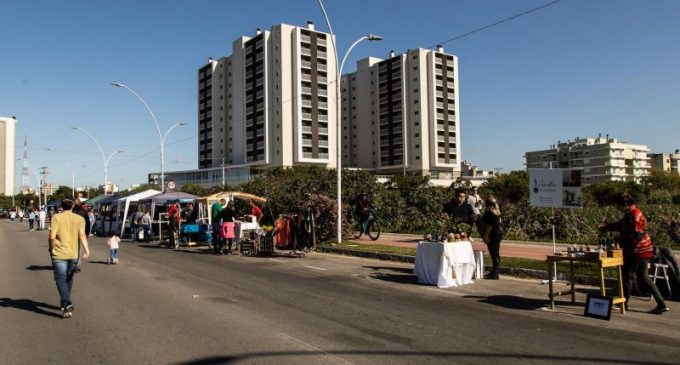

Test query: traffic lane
[2,222,679,365]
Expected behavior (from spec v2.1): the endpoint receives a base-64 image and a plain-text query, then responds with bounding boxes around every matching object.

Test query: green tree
[482,170,529,204]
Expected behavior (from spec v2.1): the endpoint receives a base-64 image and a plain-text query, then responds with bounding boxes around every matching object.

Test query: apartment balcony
[301,60,312,69]
[300,34,311,44]
[318,51,327,59]
[318,101,328,109]
[302,99,312,107]
[302,112,312,120]
[301,73,312,82]
[317,37,327,46]
[318,76,328,83]
[318,88,327,96]
[255,90,264,99]
[317,63,327,71]
[301,47,311,56]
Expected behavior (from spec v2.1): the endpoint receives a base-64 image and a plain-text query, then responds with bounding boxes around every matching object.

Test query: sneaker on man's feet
[62,304,74,319]
[650,306,670,314]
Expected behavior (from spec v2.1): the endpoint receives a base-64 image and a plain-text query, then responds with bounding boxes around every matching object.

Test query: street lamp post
[317,0,382,244]
[111,82,188,192]
[71,126,122,195]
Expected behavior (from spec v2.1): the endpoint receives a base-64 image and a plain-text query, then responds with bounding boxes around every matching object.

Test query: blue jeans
[130,224,138,241]
[142,224,151,242]
[52,259,78,308]
[110,248,118,260]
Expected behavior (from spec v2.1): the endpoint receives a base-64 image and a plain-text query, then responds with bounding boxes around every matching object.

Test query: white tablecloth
[414,241,476,288]
[234,221,261,240]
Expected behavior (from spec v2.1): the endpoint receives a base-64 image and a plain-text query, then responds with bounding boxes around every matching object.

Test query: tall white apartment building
[197,22,337,171]
[525,136,651,185]
[0,116,17,196]
[649,150,680,176]
[341,47,461,182]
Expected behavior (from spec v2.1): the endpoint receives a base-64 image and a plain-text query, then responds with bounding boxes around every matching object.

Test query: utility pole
[39,166,48,207]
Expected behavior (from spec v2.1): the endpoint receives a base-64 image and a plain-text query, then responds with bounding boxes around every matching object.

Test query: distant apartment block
[649,150,680,175]
[525,136,650,185]
[341,47,461,182]
[0,116,17,196]
[198,22,337,172]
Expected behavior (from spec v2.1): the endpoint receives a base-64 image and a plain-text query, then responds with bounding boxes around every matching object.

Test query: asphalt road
[1,220,678,365]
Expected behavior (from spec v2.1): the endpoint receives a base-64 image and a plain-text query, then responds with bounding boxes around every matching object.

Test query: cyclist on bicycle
[355,193,373,224]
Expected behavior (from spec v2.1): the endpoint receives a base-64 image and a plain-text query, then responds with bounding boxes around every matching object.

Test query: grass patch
[322,241,617,278]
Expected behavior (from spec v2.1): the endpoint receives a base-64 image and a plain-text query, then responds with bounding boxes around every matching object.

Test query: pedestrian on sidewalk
[107,235,120,264]
[9,210,16,222]
[482,196,503,279]
[467,187,484,236]
[18,209,24,223]
[599,192,669,314]
[48,199,90,318]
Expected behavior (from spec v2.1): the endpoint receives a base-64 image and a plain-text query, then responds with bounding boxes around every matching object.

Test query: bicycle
[353,208,380,240]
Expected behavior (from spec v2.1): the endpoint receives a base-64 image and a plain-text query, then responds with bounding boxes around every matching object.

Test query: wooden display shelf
[546,253,626,314]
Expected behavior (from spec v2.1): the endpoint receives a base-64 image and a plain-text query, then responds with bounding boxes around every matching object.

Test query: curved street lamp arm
[111,83,163,142]
[105,150,123,166]
[162,122,187,146]
[72,126,106,164]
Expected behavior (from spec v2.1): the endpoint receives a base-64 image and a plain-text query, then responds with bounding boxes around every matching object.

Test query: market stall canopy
[201,191,267,204]
[95,194,122,208]
[138,191,199,205]
[84,194,108,206]
[116,189,161,236]
[199,191,267,224]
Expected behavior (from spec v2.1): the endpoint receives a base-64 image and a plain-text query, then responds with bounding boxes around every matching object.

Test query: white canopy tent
[115,189,161,237]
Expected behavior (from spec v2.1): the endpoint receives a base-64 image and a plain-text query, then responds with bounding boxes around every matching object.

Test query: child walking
[107,235,121,264]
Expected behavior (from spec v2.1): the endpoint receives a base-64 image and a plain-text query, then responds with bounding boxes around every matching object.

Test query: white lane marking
[268,258,286,263]
[275,332,356,365]
[305,265,328,271]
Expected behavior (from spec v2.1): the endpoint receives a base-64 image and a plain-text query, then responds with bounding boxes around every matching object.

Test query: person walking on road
[28,209,36,231]
[167,201,180,248]
[9,210,16,222]
[39,207,47,231]
[599,192,669,314]
[48,199,90,319]
[482,196,503,280]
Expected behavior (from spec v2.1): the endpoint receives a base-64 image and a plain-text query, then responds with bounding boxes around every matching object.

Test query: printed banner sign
[529,168,582,208]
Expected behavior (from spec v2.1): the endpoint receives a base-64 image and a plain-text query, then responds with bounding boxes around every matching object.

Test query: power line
[428,0,564,49]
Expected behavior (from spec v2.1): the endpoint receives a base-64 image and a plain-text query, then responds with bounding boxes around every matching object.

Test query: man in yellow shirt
[49,199,90,319]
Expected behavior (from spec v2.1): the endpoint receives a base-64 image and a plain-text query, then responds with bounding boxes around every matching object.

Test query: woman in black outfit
[482,196,503,279]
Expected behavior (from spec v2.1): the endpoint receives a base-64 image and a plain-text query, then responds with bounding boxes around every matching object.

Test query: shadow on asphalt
[25,265,52,271]
[89,260,111,265]
[137,244,171,250]
[170,351,675,365]
[0,297,63,319]
[463,295,551,310]
[363,266,413,274]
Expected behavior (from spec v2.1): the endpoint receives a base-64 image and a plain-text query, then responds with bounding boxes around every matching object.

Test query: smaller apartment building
[525,137,650,185]
[649,150,680,175]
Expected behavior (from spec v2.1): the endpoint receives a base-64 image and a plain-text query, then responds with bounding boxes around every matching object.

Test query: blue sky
[1,0,679,188]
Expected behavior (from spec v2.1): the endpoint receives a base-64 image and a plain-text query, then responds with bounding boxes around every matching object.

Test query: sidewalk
[350,232,571,260]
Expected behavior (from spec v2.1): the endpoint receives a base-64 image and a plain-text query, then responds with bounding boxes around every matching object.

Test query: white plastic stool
[649,263,672,296]
[473,250,484,279]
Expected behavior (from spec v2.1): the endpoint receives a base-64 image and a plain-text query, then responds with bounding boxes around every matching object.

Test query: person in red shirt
[600,193,669,314]
[248,200,263,224]
[167,201,181,248]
